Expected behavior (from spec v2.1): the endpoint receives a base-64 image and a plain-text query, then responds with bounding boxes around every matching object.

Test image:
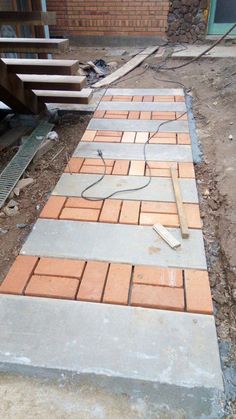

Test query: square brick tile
[121,132,136,143]
[39,196,66,219]
[129,161,145,176]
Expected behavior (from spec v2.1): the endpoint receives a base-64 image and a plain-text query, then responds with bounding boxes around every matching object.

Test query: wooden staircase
[0,11,91,114]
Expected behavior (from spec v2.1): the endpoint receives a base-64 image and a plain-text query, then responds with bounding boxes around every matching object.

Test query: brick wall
[46,0,169,38]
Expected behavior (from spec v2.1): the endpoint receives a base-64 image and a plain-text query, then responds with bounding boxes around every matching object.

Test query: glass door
[208,0,236,35]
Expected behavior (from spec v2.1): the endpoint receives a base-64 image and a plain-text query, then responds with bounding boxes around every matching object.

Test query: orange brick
[149,136,176,144]
[39,196,66,219]
[141,201,177,214]
[80,165,112,175]
[25,275,78,299]
[128,111,140,119]
[81,131,96,141]
[140,111,151,120]
[132,95,143,102]
[185,270,213,314]
[152,132,176,139]
[103,263,132,305]
[152,112,175,120]
[35,258,85,279]
[175,96,185,102]
[77,261,109,302]
[177,133,191,145]
[112,95,132,101]
[94,135,121,143]
[119,201,140,224]
[142,96,153,102]
[83,158,114,166]
[66,197,103,209]
[133,266,183,287]
[94,110,105,118]
[64,157,84,173]
[140,212,179,227]
[60,207,100,221]
[96,131,122,137]
[129,160,145,176]
[148,161,177,169]
[102,95,112,101]
[105,111,128,116]
[131,284,184,311]
[185,204,202,229]
[135,132,149,143]
[99,199,122,223]
[0,255,38,295]
[112,160,130,175]
[148,168,171,177]
[176,112,188,120]
[105,114,128,119]
[154,95,174,102]
[179,162,195,178]
[121,132,136,143]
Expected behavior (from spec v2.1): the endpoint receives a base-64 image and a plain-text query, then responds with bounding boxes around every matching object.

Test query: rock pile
[167,0,208,43]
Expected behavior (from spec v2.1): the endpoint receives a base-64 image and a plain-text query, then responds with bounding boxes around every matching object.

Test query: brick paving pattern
[0,89,213,316]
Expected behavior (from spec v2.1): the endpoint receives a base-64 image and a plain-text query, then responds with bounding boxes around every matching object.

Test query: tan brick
[133,266,183,287]
[177,133,191,145]
[25,275,78,299]
[77,261,109,302]
[140,111,151,120]
[140,212,179,227]
[64,157,84,173]
[135,132,149,143]
[179,162,195,178]
[103,263,132,305]
[94,110,105,118]
[121,132,136,143]
[185,270,213,314]
[129,160,145,176]
[35,258,85,279]
[131,284,184,311]
[0,255,38,295]
[119,201,140,224]
[39,196,66,219]
[66,197,103,209]
[112,160,130,175]
[128,111,140,119]
[99,199,122,223]
[81,131,96,141]
[141,201,177,213]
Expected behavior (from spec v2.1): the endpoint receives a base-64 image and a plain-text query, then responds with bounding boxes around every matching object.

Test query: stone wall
[167,0,209,43]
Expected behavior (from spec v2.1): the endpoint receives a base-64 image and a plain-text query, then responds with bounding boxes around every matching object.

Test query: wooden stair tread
[19,74,86,91]
[33,89,93,104]
[0,38,69,53]
[3,59,79,75]
[0,11,56,25]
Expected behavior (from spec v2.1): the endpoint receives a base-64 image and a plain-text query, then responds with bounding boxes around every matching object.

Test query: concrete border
[88,118,189,132]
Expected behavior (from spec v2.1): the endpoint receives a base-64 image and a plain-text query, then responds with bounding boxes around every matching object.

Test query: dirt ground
[0,46,236,417]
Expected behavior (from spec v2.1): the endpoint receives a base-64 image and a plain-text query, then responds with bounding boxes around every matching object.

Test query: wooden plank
[93,46,159,88]
[3,59,80,75]
[0,60,44,114]
[0,38,69,53]
[33,89,92,104]
[153,223,181,249]
[19,75,86,91]
[170,167,189,238]
[0,11,56,25]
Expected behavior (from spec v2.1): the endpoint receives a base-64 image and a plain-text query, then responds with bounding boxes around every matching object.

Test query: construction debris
[153,223,181,250]
[3,199,19,216]
[13,177,34,196]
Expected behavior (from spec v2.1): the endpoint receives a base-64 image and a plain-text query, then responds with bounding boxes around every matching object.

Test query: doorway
[208,0,236,35]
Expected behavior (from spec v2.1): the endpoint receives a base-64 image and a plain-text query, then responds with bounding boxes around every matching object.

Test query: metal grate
[0,120,54,209]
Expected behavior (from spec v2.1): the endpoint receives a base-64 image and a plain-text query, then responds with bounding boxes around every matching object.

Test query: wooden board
[19,75,86,91]
[153,223,181,249]
[0,11,56,25]
[33,89,93,104]
[0,38,69,54]
[170,167,189,238]
[3,59,80,76]
[93,46,159,88]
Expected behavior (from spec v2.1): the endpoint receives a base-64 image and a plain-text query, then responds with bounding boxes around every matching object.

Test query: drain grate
[0,120,54,209]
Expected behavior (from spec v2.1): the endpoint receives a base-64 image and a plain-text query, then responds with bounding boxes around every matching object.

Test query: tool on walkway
[153,223,181,250]
[170,167,189,239]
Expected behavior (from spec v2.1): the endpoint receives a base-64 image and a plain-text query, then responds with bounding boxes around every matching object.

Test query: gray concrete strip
[53,174,199,203]
[88,118,189,132]
[106,88,184,96]
[98,101,186,112]
[74,142,193,162]
[172,44,236,59]
[21,220,206,269]
[0,295,223,394]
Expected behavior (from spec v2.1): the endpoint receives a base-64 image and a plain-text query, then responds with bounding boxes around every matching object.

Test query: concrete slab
[21,219,207,269]
[74,142,193,162]
[88,118,189,133]
[53,173,199,203]
[98,101,186,112]
[106,88,184,96]
[172,44,236,59]
[0,295,223,393]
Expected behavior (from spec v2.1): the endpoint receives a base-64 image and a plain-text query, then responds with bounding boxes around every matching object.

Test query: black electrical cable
[81,110,187,201]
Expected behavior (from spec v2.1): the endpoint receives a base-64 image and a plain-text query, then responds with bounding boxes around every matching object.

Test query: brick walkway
[0,88,213,315]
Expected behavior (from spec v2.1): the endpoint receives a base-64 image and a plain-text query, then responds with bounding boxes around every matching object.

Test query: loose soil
[0,46,236,416]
